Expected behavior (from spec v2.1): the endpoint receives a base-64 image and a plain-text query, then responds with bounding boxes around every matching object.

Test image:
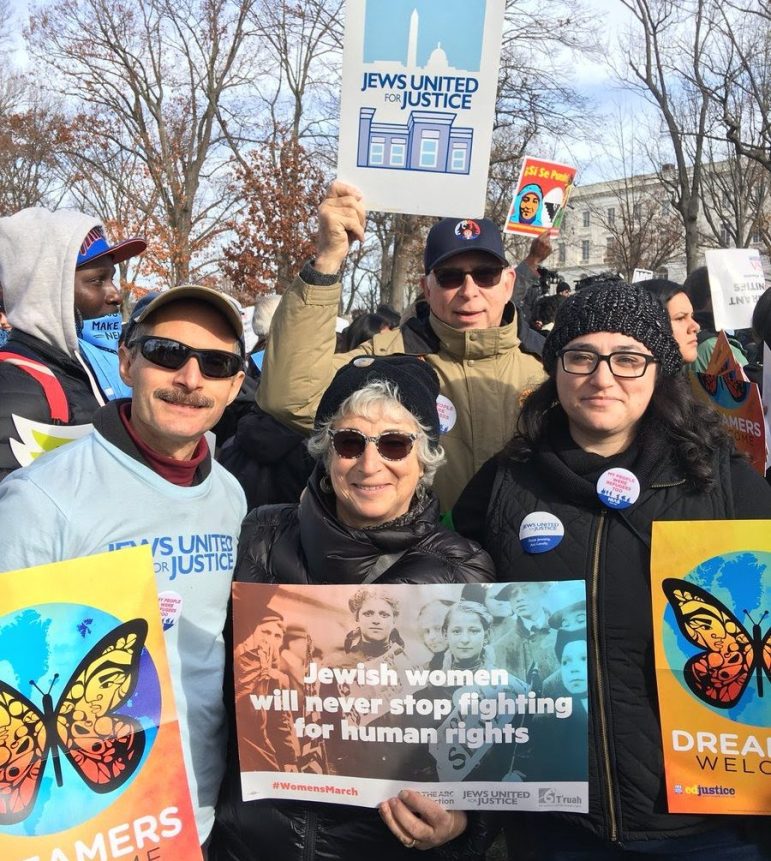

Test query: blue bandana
[78,313,131,400]
[80,313,123,348]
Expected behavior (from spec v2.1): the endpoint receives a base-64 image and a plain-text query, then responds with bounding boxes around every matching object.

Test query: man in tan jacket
[258,181,546,510]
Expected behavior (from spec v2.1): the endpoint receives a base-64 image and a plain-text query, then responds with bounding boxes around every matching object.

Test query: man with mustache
[0,286,247,856]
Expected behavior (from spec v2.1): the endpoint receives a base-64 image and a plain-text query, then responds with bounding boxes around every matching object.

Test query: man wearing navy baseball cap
[257,180,547,511]
[0,207,147,477]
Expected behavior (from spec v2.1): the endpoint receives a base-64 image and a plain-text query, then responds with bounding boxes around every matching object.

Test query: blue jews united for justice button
[596,468,640,510]
[519,512,564,554]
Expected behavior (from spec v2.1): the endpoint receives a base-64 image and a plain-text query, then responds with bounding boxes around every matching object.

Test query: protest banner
[504,156,577,238]
[689,372,766,475]
[0,547,201,861]
[650,521,771,815]
[336,0,506,216]
[232,581,588,812]
[705,248,766,331]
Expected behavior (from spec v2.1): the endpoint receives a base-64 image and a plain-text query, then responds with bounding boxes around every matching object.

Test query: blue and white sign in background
[338,0,506,216]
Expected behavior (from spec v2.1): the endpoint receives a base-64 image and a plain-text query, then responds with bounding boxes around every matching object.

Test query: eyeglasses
[134,336,243,379]
[558,349,658,378]
[432,266,504,290]
[328,428,417,461]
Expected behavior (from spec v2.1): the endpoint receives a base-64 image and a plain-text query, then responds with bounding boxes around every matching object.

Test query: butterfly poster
[0,547,201,860]
[688,373,766,476]
[651,521,771,815]
[704,331,748,380]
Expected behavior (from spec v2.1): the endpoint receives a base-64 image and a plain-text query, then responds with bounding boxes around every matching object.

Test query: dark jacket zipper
[590,509,619,843]
[303,808,318,861]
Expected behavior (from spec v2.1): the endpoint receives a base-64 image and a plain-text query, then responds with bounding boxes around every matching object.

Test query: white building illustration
[358,7,473,174]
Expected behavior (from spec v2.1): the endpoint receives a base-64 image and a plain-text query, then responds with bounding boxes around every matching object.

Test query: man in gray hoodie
[0,207,145,479]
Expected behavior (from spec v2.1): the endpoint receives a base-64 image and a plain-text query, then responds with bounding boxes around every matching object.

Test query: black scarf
[297,464,440,584]
[534,414,673,509]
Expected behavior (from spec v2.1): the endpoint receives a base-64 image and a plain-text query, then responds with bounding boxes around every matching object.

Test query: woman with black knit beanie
[452,280,771,859]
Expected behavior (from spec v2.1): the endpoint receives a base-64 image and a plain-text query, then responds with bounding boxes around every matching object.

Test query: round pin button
[353,357,375,367]
[519,512,564,554]
[596,468,640,510]
[436,395,457,434]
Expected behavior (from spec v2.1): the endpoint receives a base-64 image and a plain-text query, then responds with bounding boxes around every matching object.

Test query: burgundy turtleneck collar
[118,403,208,487]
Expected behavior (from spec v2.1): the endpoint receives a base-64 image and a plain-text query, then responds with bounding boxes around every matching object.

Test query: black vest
[485,447,734,842]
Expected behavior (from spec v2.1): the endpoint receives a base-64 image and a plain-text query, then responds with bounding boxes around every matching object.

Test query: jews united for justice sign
[337,0,506,216]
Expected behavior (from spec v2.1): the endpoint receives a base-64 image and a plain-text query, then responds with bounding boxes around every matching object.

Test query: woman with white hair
[212,355,495,861]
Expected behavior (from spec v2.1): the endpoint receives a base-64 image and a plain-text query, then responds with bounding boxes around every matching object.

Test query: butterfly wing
[662,578,754,708]
[55,619,148,792]
[0,681,49,824]
[762,625,771,686]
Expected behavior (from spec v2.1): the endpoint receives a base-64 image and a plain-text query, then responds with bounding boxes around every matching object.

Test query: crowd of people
[0,182,770,861]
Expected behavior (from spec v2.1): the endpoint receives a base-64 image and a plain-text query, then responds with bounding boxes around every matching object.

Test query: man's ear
[420,274,429,299]
[225,370,246,406]
[118,344,134,387]
[504,268,516,302]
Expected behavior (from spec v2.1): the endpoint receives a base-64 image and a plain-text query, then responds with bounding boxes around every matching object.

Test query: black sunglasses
[433,266,504,290]
[328,428,417,461]
[134,336,243,379]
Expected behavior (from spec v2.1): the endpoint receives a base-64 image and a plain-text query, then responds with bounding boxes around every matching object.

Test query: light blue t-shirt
[0,428,247,841]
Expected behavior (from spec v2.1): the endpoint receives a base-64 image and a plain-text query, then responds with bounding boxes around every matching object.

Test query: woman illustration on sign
[512,183,544,226]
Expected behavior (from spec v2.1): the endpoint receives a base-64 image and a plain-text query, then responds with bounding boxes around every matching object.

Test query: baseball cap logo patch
[454,220,481,240]
[77,226,111,266]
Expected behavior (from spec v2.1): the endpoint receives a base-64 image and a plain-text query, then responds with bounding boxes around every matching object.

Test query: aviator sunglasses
[133,336,243,379]
[328,428,417,461]
[433,265,504,290]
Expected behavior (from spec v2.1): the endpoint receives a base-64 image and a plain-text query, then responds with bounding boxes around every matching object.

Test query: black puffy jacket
[453,420,771,848]
[210,467,495,861]
[217,399,314,511]
[0,331,102,478]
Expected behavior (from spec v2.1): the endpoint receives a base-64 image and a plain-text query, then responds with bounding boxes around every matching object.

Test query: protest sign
[631,269,654,284]
[689,372,766,474]
[7,415,92,467]
[337,0,506,216]
[704,331,748,380]
[232,581,588,812]
[239,304,258,354]
[504,156,576,238]
[705,249,766,331]
[650,521,771,815]
[0,548,201,861]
